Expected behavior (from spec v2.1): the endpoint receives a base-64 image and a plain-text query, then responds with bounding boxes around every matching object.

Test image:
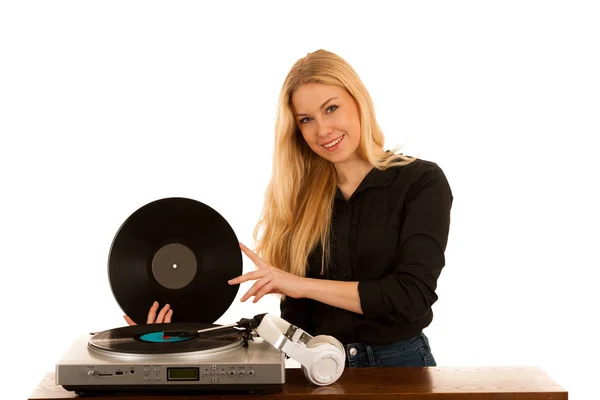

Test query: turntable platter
[88,323,243,354]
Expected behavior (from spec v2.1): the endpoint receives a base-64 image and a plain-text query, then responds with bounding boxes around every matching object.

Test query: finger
[253,281,276,303]
[228,270,267,285]
[239,243,267,269]
[241,275,272,302]
[164,309,173,323]
[123,315,137,326]
[147,301,159,324]
[155,304,171,324]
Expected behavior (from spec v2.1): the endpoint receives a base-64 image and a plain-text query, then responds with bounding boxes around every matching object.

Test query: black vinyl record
[89,323,242,354]
[108,197,242,325]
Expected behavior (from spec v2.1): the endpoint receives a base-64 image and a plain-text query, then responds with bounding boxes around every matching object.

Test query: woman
[128,50,453,368]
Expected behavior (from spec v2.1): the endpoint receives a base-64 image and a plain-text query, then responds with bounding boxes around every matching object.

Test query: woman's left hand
[228,243,307,302]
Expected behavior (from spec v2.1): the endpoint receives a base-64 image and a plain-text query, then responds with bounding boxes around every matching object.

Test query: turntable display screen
[167,367,199,381]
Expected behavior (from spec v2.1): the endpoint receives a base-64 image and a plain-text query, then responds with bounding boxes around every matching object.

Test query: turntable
[55,197,345,395]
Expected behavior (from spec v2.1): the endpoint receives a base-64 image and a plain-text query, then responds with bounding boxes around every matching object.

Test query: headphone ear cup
[301,335,345,386]
[306,335,345,356]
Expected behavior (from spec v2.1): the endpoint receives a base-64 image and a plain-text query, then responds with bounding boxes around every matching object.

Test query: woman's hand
[228,243,307,302]
[123,301,173,326]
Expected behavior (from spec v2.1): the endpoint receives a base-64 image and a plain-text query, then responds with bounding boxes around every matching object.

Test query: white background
[1,1,598,399]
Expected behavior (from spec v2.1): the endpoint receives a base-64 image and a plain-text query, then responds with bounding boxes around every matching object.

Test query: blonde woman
[130,50,453,368]
[227,50,453,368]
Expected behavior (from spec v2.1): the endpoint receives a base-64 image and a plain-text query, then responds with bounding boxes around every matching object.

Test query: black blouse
[280,158,453,346]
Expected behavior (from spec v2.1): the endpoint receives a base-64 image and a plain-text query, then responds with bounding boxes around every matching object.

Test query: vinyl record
[89,323,242,354]
[108,197,242,325]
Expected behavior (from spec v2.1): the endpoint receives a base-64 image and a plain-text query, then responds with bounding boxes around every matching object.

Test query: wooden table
[29,367,567,399]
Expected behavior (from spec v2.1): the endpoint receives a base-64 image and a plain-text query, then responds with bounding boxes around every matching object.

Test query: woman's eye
[326,105,338,113]
[299,117,311,124]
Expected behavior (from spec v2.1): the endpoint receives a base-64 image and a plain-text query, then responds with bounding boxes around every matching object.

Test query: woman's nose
[316,119,333,137]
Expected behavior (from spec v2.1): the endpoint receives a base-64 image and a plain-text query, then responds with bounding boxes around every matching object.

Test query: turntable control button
[87,370,95,376]
[144,368,150,373]
[212,377,218,383]
[204,371,210,376]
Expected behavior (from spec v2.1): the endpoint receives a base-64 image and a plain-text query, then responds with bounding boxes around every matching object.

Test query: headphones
[255,314,345,386]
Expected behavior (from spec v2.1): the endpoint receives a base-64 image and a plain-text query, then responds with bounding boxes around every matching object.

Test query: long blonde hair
[253,49,414,277]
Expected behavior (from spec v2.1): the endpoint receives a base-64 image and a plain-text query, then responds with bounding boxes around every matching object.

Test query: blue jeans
[344,332,436,367]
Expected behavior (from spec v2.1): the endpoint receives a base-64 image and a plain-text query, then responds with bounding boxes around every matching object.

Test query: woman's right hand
[123,301,173,326]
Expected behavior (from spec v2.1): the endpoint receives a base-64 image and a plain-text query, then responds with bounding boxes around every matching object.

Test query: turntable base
[56,333,285,395]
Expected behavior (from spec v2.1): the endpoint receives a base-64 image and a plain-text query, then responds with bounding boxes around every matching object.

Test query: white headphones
[255,314,345,386]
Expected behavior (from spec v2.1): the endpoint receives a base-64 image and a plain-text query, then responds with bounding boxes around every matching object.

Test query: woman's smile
[321,134,345,151]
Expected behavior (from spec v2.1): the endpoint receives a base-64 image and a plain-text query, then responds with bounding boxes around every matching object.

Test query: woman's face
[291,83,362,165]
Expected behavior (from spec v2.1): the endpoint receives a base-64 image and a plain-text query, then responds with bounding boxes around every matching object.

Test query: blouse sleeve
[357,164,453,322]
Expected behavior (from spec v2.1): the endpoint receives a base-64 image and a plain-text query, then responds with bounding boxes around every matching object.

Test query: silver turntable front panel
[56,334,286,387]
